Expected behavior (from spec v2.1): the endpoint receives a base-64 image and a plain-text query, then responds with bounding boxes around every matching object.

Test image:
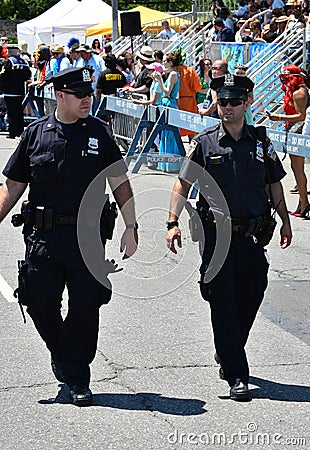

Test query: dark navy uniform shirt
[3,113,127,214]
[180,123,286,219]
[96,68,127,95]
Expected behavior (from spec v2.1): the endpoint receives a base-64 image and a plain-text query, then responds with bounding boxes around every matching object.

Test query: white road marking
[0,274,15,302]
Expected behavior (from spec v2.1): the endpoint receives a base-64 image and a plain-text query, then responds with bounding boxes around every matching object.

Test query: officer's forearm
[168,178,191,221]
[270,181,290,225]
[0,179,27,224]
[108,176,136,225]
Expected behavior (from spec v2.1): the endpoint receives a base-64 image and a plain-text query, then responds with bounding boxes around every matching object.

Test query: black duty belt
[31,207,77,230]
[54,214,77,225]
[198,209,264,235]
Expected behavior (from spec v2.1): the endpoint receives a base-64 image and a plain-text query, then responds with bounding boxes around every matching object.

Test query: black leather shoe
[69,385,93,407]
[51,357,65,383]
[230,379,250,401]
[214,353,225,380]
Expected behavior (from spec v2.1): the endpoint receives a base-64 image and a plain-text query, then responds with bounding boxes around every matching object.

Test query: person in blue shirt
[158,21,177,40]
[212,17,236,41]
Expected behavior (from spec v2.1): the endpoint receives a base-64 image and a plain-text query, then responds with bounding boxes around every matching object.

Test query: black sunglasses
[217,98,244,107]
[60,90,92,99]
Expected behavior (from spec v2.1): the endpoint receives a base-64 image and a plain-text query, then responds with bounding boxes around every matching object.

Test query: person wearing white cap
[75,44,105,91]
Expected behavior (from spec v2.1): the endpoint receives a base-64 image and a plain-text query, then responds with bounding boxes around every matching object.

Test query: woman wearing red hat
[269,65,309,218]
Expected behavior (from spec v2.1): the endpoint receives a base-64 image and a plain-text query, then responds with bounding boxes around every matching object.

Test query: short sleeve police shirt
[180,123,286,218]
[3,113,127,214]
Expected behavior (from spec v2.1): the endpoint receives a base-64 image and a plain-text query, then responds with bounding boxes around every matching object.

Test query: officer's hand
[120,228,138,259]
[280,222,292,249]
[103,259,123,275]
[166,226,182,254]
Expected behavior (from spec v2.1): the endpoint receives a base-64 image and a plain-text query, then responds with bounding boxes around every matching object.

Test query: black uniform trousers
[23,226,111,387]
[199,227,269,386]
[4,96,24,138]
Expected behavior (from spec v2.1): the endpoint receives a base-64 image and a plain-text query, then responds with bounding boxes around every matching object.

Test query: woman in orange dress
[177,63,202,142]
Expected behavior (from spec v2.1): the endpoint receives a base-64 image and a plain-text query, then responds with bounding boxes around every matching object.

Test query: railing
[99,96,310,174]
[249,26,305,128]
[112,11,194,57]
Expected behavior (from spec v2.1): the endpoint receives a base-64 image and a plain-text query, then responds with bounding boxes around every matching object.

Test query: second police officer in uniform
[0,67,138,406]
[166,75,292,401]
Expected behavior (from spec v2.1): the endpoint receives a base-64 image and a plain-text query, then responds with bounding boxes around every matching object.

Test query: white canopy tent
[17,0,112,54]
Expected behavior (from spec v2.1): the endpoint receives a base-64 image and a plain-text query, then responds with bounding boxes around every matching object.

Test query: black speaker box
[120,11,142,36]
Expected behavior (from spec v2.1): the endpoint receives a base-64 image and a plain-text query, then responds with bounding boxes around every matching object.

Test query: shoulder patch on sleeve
[266,141,277,161]
[186,139,199,159]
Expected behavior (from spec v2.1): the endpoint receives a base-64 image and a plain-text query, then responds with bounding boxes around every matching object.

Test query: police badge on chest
[82,137,99,156]
[256,141,264,162]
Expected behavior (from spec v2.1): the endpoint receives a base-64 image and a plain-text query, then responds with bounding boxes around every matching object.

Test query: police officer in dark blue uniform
[166,75,292,401]
[0,45,31,139]
[0,67,138,406]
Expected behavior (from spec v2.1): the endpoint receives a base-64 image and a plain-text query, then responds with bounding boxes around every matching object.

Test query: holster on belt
[197,208,267,239]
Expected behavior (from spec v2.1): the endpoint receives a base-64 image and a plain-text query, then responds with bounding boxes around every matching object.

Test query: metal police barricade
[125,105,189,173]
[97,93,148,153]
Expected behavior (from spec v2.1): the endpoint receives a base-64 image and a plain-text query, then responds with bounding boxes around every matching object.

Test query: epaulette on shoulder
[26,115,50,130]
[197,123,221,138]
[26,116,49,130]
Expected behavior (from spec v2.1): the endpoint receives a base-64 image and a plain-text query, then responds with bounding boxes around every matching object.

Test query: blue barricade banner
[220,43,244,73]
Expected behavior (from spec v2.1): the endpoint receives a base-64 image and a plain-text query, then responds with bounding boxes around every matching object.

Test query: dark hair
[154,50,164,61]
[38,46,51,61]
[92,39,100,49]
[165,50,182,67]
[116,56,127,71]
[104,44,112,53]
[198,58,212,77]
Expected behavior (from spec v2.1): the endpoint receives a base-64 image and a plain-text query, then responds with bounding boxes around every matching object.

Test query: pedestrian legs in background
[0,114,8,131]
[289,154,310,217]
[0,94,8,131]
[4,96,24,138]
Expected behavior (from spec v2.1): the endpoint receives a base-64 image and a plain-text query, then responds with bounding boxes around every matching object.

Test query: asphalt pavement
[0,132,309,450]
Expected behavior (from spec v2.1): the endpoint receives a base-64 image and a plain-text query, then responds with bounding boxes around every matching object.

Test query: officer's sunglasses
[60,90,92,99]
[217,98,244,107]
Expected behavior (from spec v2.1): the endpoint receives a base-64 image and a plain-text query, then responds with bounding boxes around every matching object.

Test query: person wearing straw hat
[125,45,154,98]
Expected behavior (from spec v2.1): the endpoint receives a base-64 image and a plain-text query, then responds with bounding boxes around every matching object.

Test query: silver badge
[88,138,98,150]
[256,142,264,162]
[224,74,235,86]
[82,69,91,82]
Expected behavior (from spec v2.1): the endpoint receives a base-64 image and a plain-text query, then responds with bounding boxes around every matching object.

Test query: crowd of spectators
[200,0,310,45]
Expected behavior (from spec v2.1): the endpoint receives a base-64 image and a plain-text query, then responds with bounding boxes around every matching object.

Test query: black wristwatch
[166,220,179,230]
[126,222,138,230]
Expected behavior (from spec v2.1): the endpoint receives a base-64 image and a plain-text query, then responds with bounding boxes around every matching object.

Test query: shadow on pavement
[39,385,207,415]
[250,376,310,402]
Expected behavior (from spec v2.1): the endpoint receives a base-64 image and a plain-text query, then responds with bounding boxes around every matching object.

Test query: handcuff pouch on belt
[185,201,202,242]
[251,203,277,247]
[100,199,118,240]
[196,206,276,246]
